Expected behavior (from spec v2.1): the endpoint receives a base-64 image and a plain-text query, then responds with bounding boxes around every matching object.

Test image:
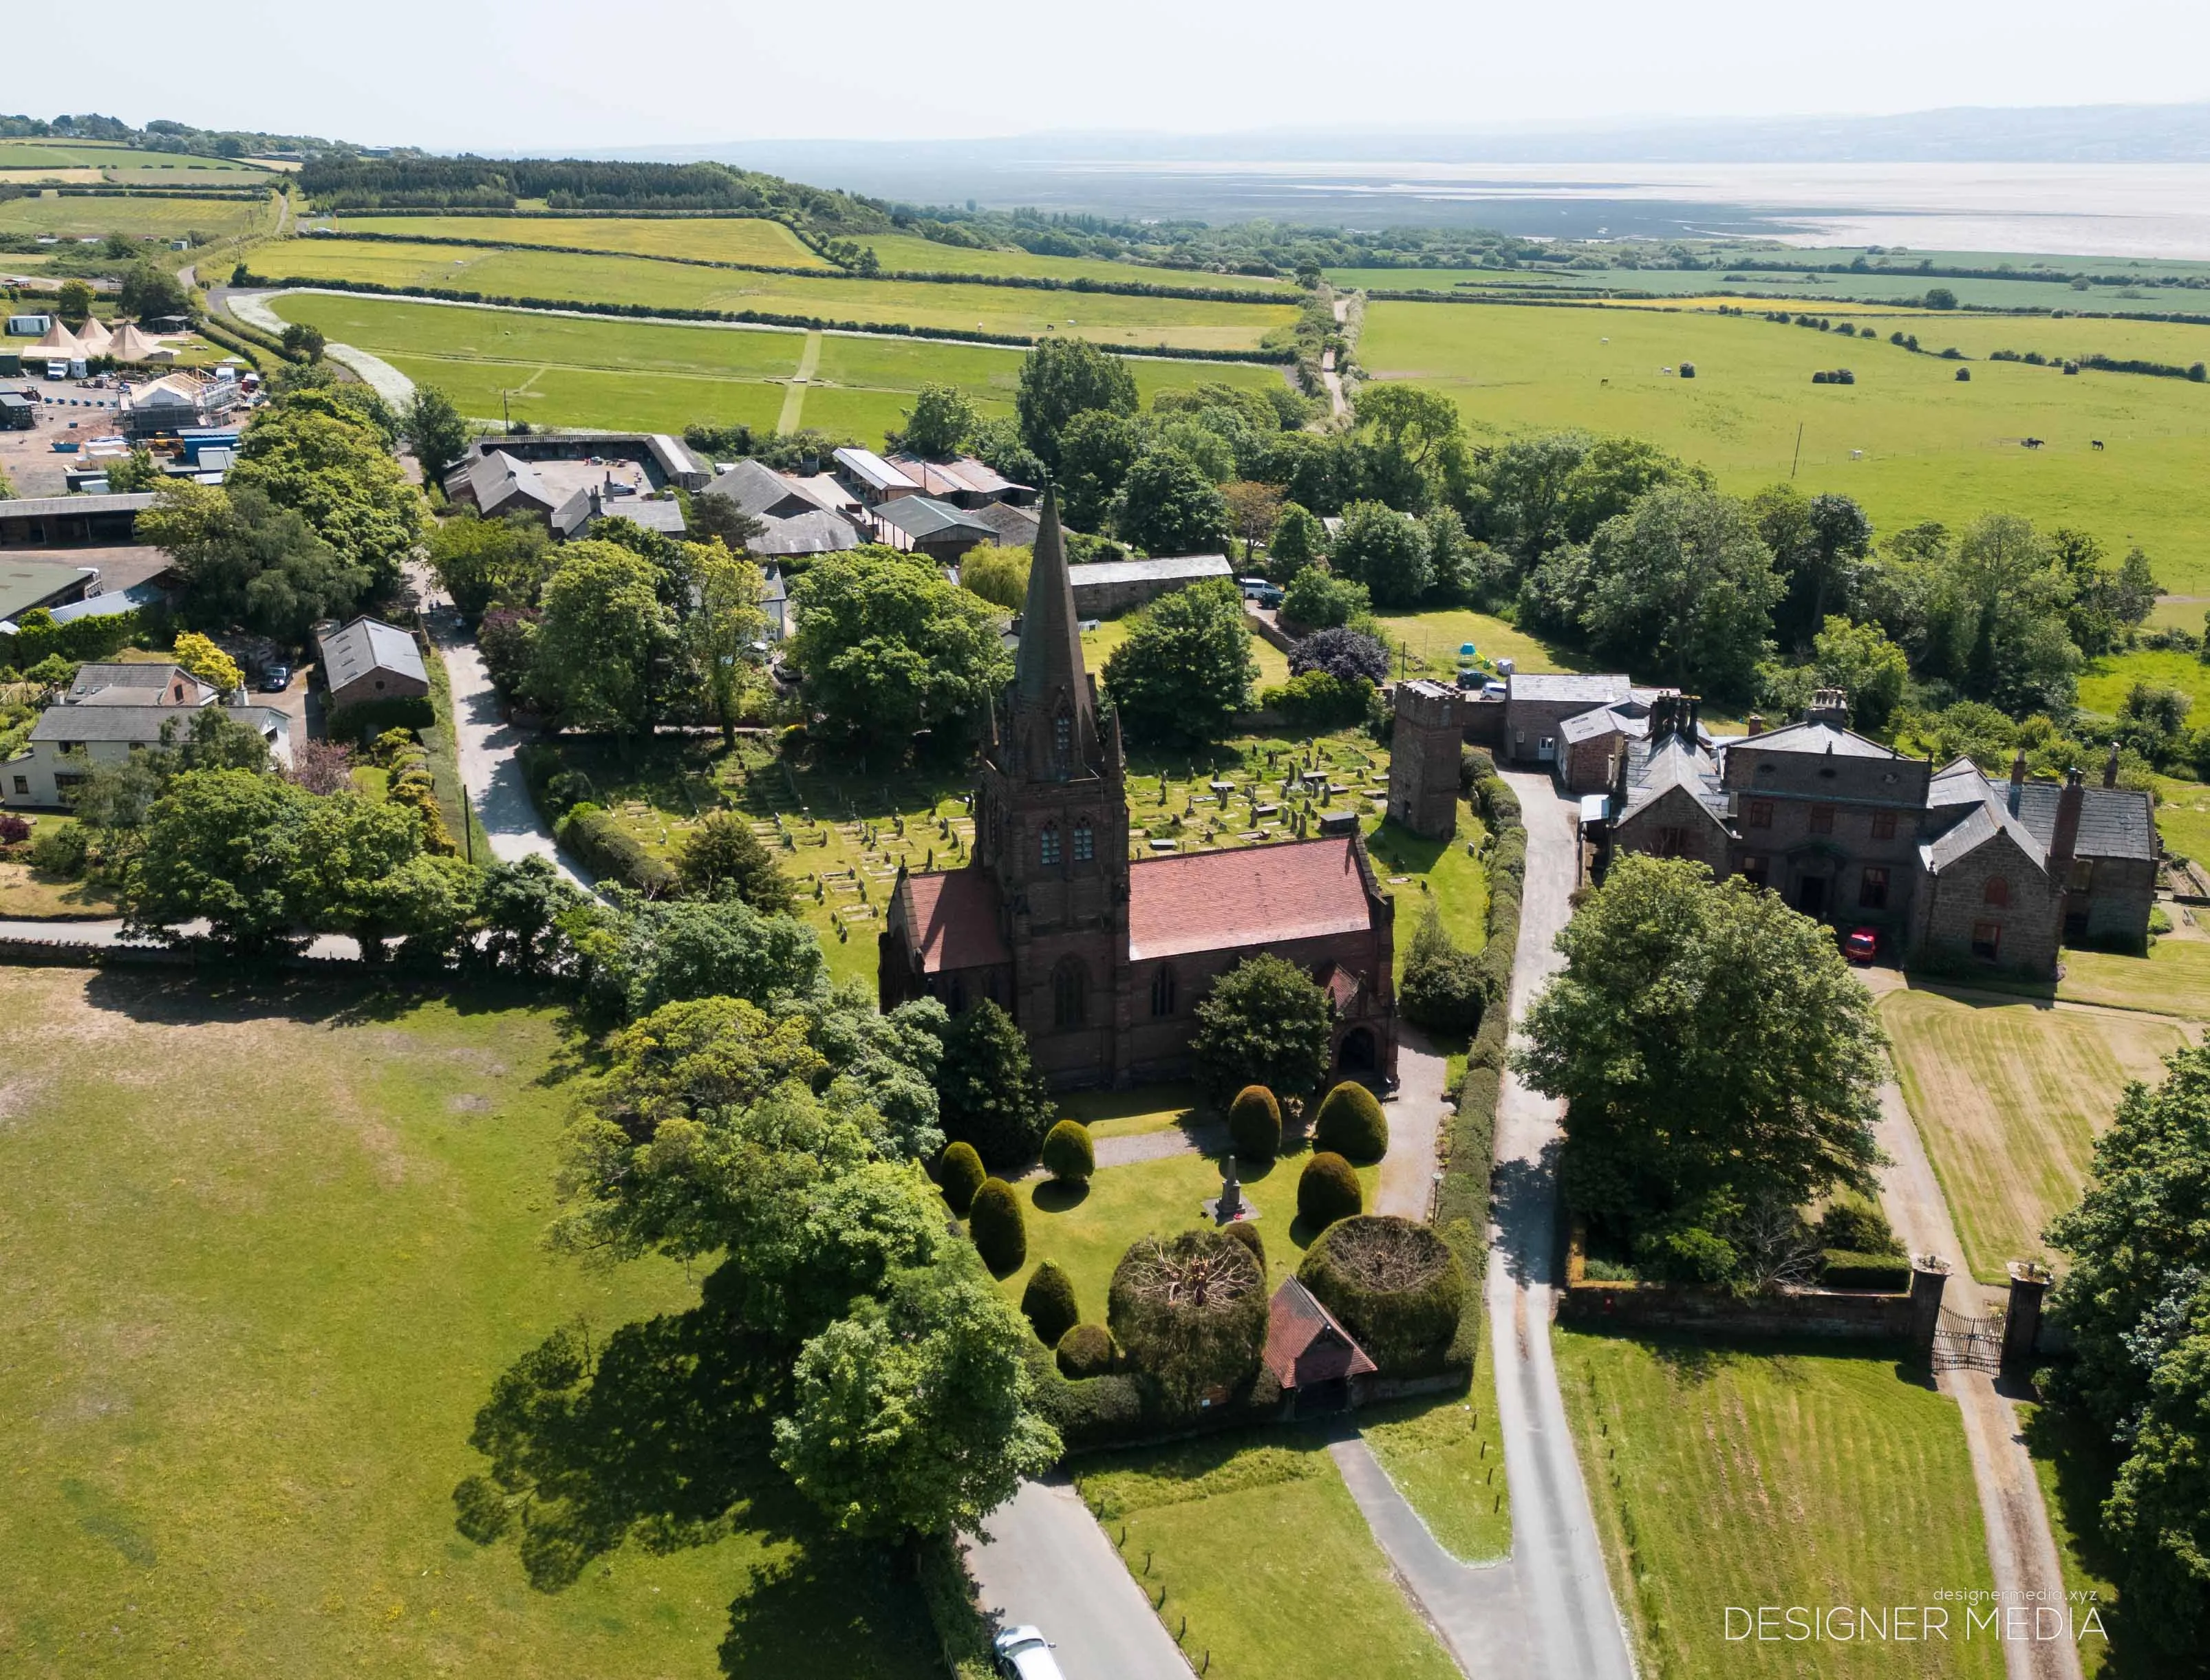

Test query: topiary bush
[1227,1084,1283,1161]
[1313,1081,1388,1162]
[1022,1258,1081,1346]
[967,1178,1027,1274]
[1815,1195,1904,1258]
[1108,1228,1269,1407]
[938,1141,987,1216]
[1298,1151,1363,1230]
[1055,1321,1117,1379]
[1297,1214,1465,1375]
[1223,1217,1266,1271]
[1040,1119,1095,1184]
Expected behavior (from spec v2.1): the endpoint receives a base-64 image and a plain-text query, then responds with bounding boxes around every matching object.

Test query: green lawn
[1360,1392,1510,1562]
[1371,607,1586,680]
[2017,1403,2130,1678]
[0,815,114,917]
[1880,987,2193,1281]
[0,965,939,1679]
[1365,810,1490,986]
[255,237,1299,351]
[2057,939,2210,1018]
[2075,647,2210,720]
[2149,776,2210,865]
[1074,1431,1459,1680]
[334,214,831,268]
[1360,298,2210,592]
[0,192,272,241]
[1557,1329,2005,1680]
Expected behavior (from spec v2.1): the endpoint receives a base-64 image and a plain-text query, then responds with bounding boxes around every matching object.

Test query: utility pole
[1790,420,1805,480]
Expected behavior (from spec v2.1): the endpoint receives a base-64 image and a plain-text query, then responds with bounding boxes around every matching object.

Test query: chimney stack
[2050,766,2084,876]
[2103,740,2121,789]
[2008,749,2028,817]
[1746,713,1765,737]
[1807,688,1849,727]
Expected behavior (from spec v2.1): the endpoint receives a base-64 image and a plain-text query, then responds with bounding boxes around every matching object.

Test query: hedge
[1313,1081,1388,1162]
[938,1141,986,1215]
[555,804,677,896]
[325,694,436,743]
[1224,1218,1266,1271]
[1820,1250,1913,1292]
[4,606,142,667]
[967,1178,1027,1274]
[916,1529,995,1680]
[1022,1259,1080,1347]
[1107,1229,1269,1405]
[1040,1119,1095,1184]
[1298,1215,1466,1376]
[1227,1084,1282,1161]
[1055,1322,1117,1380]
[1297,1152,1363,1229]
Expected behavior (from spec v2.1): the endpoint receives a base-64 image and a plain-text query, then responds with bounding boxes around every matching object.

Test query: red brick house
[881,493,1399,1088]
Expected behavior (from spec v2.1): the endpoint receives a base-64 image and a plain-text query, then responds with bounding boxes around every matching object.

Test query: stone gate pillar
[2002,1262,2050,1368]
[1908,1256,1951,1355]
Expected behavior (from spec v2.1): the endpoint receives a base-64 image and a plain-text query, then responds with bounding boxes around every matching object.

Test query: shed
[1262,1277,1377,1417]
[315,616,429,711]
[870,495,997,563]
[1065,553,1232,617]
[832,446,921,504]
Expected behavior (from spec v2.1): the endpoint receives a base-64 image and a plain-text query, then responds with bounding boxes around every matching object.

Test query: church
[879,493,1400,1090]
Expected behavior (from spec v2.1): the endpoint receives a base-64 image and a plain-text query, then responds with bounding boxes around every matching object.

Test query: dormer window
[1073,819,1094,863]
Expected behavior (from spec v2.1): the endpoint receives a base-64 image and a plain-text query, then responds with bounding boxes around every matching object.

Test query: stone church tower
[974,491,1134,1084]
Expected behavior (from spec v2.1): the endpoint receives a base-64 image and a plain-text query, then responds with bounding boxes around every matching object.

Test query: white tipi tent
[107,323,160,363]
[31,318,83,356]
[73,314,114,355]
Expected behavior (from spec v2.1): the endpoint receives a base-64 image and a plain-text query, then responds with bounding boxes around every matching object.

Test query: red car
[1843,927,1879,964]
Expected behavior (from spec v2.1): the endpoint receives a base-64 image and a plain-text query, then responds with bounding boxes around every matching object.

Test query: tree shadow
[1487,1152,1560,1287]
[80,963,580,1033]
[716,1489,939,1680]
[1033,1178,1090,1214]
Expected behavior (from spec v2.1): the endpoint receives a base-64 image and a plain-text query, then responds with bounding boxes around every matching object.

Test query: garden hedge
[1022,1259,1081,1347]
[1055,1322,1117,1380]
[1313,1081,1388,1162]
[1298,1215,1466,1375]
[323,695,436,743]
[1819,1250,1913,1292]
[1223,1218,1266,1271]
[967,1178,1027,1273]
[1227,1084,1282,1161]
[555,804,678,896]
[1040,1119,1095,1184]
[1297,1152,1362,1229]
[938,1141,986,1215]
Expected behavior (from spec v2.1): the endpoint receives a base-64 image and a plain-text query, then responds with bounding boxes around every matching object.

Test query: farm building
[883,453,1034,508]
[458,432,709,492]
[0,493,156,550]
[869,495,998,563]
[442,450,561,524]
[973,500,1042,548]
[749,509,858,561]
[551,484,686,541]
[315,616,429,711]
[832,446,921,506]
[1064,553,1232,617]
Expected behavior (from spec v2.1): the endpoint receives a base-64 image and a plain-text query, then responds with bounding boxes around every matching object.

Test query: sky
[32,0,2210,151]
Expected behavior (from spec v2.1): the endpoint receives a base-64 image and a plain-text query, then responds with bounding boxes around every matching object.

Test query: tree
[1289,626,1389,686]
[1221,480,1285,561]
[1923,286,1959,310]
[1329,501,1432,607]
[1515,856,1887,1286]
[531,540,680,737]
[1353,383,1468,512]
[788,549,1011,751]
[281,322,327,363]
[477,854,583,977]
[118,261,189,321]
[935,1000,1053,1170]
[123,769,310,954]
[56,279,94,325]
[966,1178,1027,1273]
[1188,951,1334,1106]
[1755,485,1876,651]
[171,631,243,694]
[1014,337,1137,466]
[773,1254,1059,1540]
[1809,616,1909,731]
[672,810,791,914]
[687,490,765,556]
[1297,1152,1364,1229]
[1227,1085,1283,1161]
[227,402,424,595]
[959,544,1030,611]
[1108,1229,1268,1407]
[140,482,369,642]
[399,383,470,481]
[1020,1259,1080,1346]
[1280,568,1370,631]
[1056,409,1142,532]
[1100,577,1256,747]
[1267,502,1328,580]
[2057,530,2161,659]
[611,894,828,1019]
[156,704,272,775]
[103,444,162,493]
[892,383,978,460]
[1472,430,1592,559]
[680,541,769,746]
[1558,435,1698,546]
[1313,1081,1388,1161]
[1576,483,1783,698]
[425,509,555,616]
[1040,1119,1095,1185]
[1399,903,1485,1035]
[1922,513,2080,715]
[283,791,436,962]
[938,1141,987,1215]
[1112,449,1230,557]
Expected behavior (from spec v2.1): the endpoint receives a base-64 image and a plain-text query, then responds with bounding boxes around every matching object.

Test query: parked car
[992,1626,1066,1680]
[1843,926,1878,964]
[261,664,292,693]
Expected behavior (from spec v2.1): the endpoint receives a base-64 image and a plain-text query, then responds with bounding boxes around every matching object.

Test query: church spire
[1013,486,1092,729]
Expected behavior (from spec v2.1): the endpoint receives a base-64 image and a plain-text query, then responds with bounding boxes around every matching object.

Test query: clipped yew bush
[1227,1084,1283,1161]
[1041,1119,1095,1184]
[1298,1151,1363,1229]
[1313,1081,1388,1163]
[938,1141,987,1215]
[1022,1258,1081,1346]
[1224,1218,1266,1271]
[967,1178,1027,1274]
[1108,1228,1268,1406]
[1055,1321,1117,1379]
[1297,1214,1464,1374]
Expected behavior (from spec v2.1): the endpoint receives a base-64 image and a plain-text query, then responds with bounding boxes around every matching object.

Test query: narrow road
[1480,772,1638,1680]
[963,1477,1191,1680]
[1376,1024,1450,1217]
[1322,294,1352,422]
[0,918,361,960]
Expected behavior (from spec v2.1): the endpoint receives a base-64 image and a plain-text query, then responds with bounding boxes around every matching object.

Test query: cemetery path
[1377,1024,1450,1217]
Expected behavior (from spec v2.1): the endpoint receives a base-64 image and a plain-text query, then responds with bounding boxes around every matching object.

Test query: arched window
[1073,819,1095,863]
[1040,823,1061,867]
[1984,876,2011,908]
[1150,965,1177,1017]
[1053,958,1087,1029]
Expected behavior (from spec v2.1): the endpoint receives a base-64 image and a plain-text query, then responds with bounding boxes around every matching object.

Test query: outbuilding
[315,616,429,711]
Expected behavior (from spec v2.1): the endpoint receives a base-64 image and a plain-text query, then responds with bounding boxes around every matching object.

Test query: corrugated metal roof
[1066,553,1232,588]
[874,495,996,541]
[0,493,157,521]
[833,446,919,493]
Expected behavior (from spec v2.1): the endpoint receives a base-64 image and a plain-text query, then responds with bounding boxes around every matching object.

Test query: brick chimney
[1807,688,1849,727]
[2049,766,2084,874]
[2103,740,2121,789]
[2008,749,2028,817]
[1746,713,1765,736]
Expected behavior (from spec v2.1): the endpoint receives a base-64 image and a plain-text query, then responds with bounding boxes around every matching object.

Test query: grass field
[334,214,830,267]
[1880,987,2193,1282]
[262,292,1287,441]
[0,193,273,242]
[1360,1392,1511,1562]
[859,233,1288,290]
[1360,299,2210,592]
[1074,1431,1459,1680]
[1557,1329,2004,1680]
[0,140,272,177]
[0,965,940,1679]
[2057,937,2210,1018]
[259,237,1298,351]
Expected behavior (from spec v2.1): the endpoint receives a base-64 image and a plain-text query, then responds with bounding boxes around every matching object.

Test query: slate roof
[901,868,1011,973]
[702,457,817,521]
[1725,719,1897,760]
[553,486,685,539]
[1127,836,1375,962]
[447,450,555,514]
[1262,1277,1377,1391]
[30,703,284,746]
[1620,735,1730,822]
[1508,672,1632,705]
[1992,777,2156,863]
[749,509,858,558]
[974,500,1042,546]
[67,662,208,704]
[317,616,426,691]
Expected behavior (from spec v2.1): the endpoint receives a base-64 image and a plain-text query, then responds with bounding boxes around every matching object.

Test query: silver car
[992,1625,1066,1680]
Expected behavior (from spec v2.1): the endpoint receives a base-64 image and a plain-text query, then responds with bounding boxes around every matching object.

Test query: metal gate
[1933,1309,2003,1373]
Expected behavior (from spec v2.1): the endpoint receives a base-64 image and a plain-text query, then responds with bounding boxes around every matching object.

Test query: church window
[1053,709,1073,772]
[1053,958,1087,1029]
[1984,876,2010,908]
[1150,965,1177,1017]
[1073,819,1095,863]
[1040,823,1061,867]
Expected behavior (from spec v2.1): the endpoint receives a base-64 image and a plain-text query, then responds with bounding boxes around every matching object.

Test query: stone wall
[1910,827,2062,979]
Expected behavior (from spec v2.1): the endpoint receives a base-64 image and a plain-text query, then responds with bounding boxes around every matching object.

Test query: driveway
[963,1477,1191,1680]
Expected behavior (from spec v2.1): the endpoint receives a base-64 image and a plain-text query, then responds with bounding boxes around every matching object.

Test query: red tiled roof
[1128,837,1375,962]
[1263,1277,1377,1390]
[903,868,1010,973]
